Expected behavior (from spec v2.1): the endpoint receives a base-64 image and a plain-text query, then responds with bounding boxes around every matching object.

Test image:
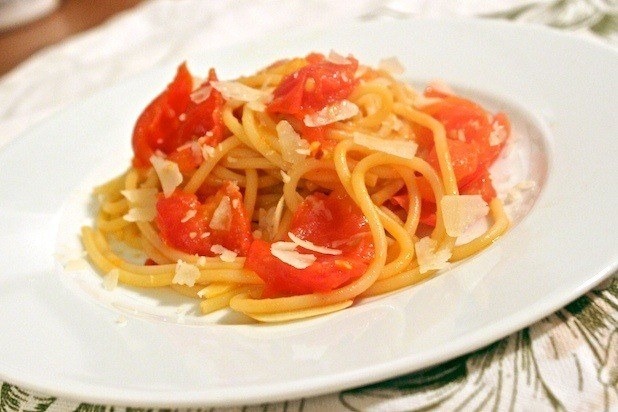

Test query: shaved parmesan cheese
[506,180,536,204]
[295,148,311,155]
[189,232,197,239]
[209,196,231,230]
[489,120,508,146]
[270,243,316,269]
[304,100,359,127]
[123,207,156,222]
[120,188,158,205]
[196,256,207,267]
[327,50,352,65]
[412,95,443,109]
[270,241,297,251]
[415,237,452,274]
[103,268,119,291]
[276,120,310,164]
[257,196,285,240]
[201,144,215,159]
[441,195,489,237]
[200,232,211,239]
[181,209,197,223]
[427,79,454,96]
[64,258,89,272]
[378,56,405,75]
[211,80,266,103]
[353,132,418,159]
[273,196,285,233]
[173,260,200,287]
[190,85,212,104]
[288,232,342,255]
[150,155,183,198]
[280,170,291,183]
[210,244,237,262]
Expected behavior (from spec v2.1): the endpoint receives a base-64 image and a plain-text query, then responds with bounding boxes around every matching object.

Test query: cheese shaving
[123,207,157,222]
[150,155,183,198]
[412,95,443,109]
[280,170,291,183]
[326,50,352,65]
[181,209,197,223]
[173,260,200,287]
[270,243,316,269]
[190,85,212,104]
[427,79,455,96]
[210,80,267,103]
[103,268,119,291]
[120,188,158,205]
[489,120,507,146]
[378,56,405,75]
[304,100,359,127]
[353,132,418,159]
[415,237,452,274]
[276,120,310,164]
[201,144,216,159]
[210,244,238,262]
[209,196,231,230]
[440,195,489,237]
[288,232,342,255]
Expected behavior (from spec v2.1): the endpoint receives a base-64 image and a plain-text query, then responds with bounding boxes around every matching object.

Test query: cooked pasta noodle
[83,52,510,322]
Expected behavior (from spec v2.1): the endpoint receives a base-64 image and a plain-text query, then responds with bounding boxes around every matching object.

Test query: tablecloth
[0,0,616,410]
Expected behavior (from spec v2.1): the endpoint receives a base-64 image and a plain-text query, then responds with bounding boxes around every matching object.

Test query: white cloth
[0,1,616,411]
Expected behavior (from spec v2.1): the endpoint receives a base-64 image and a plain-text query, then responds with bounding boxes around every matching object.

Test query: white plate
[0,18,616,407]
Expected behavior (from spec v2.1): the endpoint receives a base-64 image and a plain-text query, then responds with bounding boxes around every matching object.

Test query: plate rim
[0,16,617,407]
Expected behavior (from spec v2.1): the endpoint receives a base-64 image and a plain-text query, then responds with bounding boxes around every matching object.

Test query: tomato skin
[244,191,374,297]
[132,64,225,168]
[427,139,480,185]
[460,167,496,203]
[267,53,359,117]
[155,183,252,256]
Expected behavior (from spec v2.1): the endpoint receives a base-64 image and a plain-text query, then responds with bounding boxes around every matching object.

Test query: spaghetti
[83,52,510,322]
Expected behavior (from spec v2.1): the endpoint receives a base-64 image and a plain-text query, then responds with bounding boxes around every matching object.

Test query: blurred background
[0,0,144,76]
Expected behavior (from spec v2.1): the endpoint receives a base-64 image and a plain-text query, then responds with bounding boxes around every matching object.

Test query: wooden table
[0,0,144,77]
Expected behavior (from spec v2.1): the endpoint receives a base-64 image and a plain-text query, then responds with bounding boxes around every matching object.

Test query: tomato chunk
[244,191,374,297]
[155,183,252,256]
[267,53,358,117]
[427,139,480,185]
[132,64,225,168]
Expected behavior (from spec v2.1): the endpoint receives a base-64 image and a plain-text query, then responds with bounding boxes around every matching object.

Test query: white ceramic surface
[0,18,616,407]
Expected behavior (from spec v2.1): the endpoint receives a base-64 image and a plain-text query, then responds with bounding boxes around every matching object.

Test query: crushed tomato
[132,63,225,169]
[155,182,252,257]
[244,191,374,297]
[267,53,359,118]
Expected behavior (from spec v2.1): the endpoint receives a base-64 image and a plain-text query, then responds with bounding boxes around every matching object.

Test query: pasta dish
[82,52,510,322]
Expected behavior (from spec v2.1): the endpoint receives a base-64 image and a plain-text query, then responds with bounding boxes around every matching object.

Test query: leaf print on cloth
[530,281,618,411]
[340,332,558,411]
[487,0,618,41]
[340,278,617,411]
[0,383,55,412]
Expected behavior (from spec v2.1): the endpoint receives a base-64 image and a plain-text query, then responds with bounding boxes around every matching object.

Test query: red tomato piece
[267,53,359,117]
[421,95,511,167]
[132,64,225,168]
[244,191,374,297]
[427,139,480,185]
[460,167,497,203]
[155,182,252,256]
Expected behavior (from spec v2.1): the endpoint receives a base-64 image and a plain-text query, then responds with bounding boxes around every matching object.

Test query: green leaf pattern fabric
[1,0,616,411]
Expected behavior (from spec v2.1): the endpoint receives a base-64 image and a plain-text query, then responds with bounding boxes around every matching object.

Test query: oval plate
[0,18,616,407]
